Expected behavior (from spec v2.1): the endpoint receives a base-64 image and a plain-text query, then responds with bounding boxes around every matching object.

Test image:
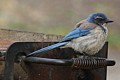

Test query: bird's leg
[82,52,94,59]
[74,52,94,59]
[74,52,88,59]
[82,52,89,58]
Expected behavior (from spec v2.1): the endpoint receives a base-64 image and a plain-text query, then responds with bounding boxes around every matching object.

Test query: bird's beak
[106,19,114,23]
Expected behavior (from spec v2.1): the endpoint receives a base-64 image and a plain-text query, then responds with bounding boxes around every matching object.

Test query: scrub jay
[27,13,113,57]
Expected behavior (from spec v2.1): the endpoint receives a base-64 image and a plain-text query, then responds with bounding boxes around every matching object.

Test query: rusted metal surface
[0,29,115,80]
[4,42,74,80]
[0,29,63,80]
[0,57,5,61]
[0,29,62,56]
[4,42,110,80]
[0,40,13,52]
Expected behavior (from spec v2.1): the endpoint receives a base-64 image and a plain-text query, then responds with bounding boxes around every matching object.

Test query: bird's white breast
[66,26,108,55]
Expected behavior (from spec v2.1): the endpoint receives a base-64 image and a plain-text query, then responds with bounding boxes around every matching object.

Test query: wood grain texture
[0,29,63,51]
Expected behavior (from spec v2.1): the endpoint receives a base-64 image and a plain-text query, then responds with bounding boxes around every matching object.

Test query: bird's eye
[94,16,105,23]
[95,18,104,21]
[95,16,104,19]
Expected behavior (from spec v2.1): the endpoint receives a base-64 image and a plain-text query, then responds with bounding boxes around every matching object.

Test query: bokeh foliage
[0,0,120,48]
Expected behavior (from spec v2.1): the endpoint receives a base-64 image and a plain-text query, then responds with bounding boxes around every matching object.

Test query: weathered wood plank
[0,29,62,51]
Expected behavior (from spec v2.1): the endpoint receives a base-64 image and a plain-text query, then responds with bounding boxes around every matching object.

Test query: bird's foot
[79,52,94,59]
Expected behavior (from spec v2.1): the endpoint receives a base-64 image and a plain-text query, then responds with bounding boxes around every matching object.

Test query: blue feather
[60,28,90,42]
[27,42,69,57]
[27,28,91,57]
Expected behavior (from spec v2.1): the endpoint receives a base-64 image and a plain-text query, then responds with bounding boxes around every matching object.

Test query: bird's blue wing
[60,28,91,42]
[27,28,92,57]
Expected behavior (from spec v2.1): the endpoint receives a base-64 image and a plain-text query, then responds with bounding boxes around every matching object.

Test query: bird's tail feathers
[27,42,69,57]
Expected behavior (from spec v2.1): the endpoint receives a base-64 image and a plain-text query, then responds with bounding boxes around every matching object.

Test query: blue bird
[27,13,113,57]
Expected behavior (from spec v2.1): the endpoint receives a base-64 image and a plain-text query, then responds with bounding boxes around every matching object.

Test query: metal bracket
[22,56,115,69]
[4,42,115,80]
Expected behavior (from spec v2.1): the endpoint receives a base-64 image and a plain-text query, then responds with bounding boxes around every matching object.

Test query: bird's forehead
[91,13,107,19]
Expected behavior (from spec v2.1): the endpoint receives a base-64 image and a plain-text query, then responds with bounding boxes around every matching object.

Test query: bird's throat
[97,23,106,33]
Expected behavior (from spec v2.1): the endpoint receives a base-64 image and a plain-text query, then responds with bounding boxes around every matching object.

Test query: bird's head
[87,13,113,25]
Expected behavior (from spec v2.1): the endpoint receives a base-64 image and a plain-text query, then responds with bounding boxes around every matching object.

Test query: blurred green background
[0,0,120,48]
[0,0,120,80]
